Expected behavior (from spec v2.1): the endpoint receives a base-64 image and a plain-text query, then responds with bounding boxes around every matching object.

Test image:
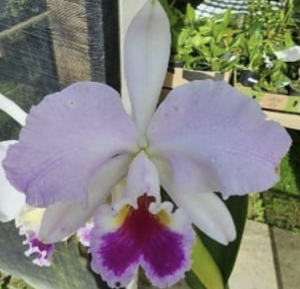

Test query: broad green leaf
[185,3,195,24]
[188,234,224,289]
[0,222,108,289]
[191,34,201,47]
[199,37,212,46]
[222,56,240,72]
[194,195,248,286]
[186,271,231,289]
[215,10,232,43]
[186,270,208,289]
[231,34,246,50]
[249,22,263,44]
[178,29,189,47]
[214,46,227,57]
[211,59,221,71]
[198,26,213,35]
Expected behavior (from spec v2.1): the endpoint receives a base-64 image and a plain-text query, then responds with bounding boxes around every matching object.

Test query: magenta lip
[90,195,194,288]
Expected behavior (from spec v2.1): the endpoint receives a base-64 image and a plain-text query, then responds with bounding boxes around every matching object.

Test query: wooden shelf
[264,110,300,131]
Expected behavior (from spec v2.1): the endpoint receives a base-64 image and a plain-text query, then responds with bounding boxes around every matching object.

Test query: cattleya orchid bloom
[0,93,92,265]
[0,140,26,222]
[16,206,55,266]
[0,92,27,223]
[0,93,55,266]
[3,0,291,288]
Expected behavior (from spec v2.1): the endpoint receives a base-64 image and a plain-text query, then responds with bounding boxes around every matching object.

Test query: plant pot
[196,63,211,71]
[239,70,260,87]
[169,61,184,68]
[287,85,300,96]
[162,67,232,103]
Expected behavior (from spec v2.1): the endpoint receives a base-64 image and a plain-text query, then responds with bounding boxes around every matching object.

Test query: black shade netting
[0,0,119,141]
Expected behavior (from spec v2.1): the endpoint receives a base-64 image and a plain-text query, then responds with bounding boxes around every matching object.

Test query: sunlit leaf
[187,234,224,289]
[195,195,248,286]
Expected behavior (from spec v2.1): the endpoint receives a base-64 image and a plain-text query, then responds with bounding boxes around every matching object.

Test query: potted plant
[161,1,241,92]
[235,25,264,87]
[236,0,299,92]
[172,5,241,73]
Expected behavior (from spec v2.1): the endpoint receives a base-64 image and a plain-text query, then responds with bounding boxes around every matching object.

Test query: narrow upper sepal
[125,0,171,142]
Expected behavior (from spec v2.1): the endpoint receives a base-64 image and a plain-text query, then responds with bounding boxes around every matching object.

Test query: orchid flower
[16,205,55,267]
[3,0,291,288]
[0,93,27,223]
[0,93,96,266]
[0,93,54,266]
[77,221,94,247]
[0,140,26,222]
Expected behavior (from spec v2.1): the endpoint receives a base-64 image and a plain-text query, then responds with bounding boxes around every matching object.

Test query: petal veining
[90,195,194,288]
[39,154,132,243]
[3,82,138,207]
[125,0,171,142]
[0,141,26,222]
[155,158,236,245]
[148,80,291,197]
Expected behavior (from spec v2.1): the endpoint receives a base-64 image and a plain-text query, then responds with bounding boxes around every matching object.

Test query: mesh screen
[0,0,119,141]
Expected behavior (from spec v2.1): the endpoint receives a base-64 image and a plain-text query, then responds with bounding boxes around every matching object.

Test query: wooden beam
[85,0,120,90]
[265,110,300,131]
[0,12,49,41]
[46,0,92,86]
[46,0,120,88]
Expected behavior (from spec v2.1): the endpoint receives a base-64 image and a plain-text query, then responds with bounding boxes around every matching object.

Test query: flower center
[137,136,149,151]
[90,194,195,289]
[115,194,170,240]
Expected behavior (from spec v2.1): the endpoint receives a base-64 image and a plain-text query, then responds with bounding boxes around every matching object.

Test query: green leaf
[231,34,245,50]
[199,36,212,46]
[198,26,212,35]
[185,3,195,24]
[186,271,231,289]
[188,234,224,289]
[177,29,189,47]
[186,270,208,289]
[0,222,108,289]
[215,10,232,43]
[191,34,201,47]
[194,195,249,286]
[249,22,263,44]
